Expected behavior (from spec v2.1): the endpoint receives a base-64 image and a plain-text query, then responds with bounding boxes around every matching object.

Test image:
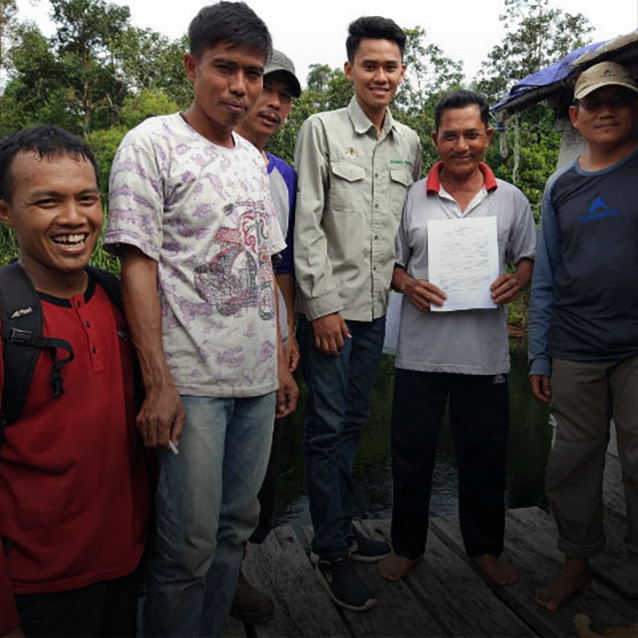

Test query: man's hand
[312,313,351,356]
[530,374,552,404]
[492,259,533,305]
[404,278,446,313]
[276,363,299,418]
[286,336,300,372]
[491,273,523,305]
[120,246,186,451]
[136,376,186,450]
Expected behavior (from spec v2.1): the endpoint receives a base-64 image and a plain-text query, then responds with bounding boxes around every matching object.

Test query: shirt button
[92,346,97,354]
[374,234,379,240]
[375,172,379,178]
[76,301,81,308]
[85,321,91,328]
[375,203,379,209]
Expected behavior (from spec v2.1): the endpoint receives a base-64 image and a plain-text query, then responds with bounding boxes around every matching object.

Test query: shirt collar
[347,96,397,137]
[425,161,498,194]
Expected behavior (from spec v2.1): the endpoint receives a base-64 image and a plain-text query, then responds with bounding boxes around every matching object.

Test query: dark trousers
[15,572,138,637]
[249,417,285,545]
[390,369,509,559]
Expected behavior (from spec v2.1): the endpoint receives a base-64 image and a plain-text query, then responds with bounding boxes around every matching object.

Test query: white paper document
[427,217,499,312]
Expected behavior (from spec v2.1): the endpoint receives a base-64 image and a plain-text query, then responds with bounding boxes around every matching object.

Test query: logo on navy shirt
[578,196,618,222]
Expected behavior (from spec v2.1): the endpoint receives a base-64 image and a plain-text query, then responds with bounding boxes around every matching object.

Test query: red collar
[425,161,498,194]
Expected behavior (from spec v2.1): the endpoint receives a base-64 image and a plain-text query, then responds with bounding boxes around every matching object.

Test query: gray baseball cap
[265,49,302,98]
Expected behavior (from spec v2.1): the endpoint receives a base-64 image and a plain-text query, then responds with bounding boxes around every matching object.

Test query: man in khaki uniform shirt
[293,15,421,612]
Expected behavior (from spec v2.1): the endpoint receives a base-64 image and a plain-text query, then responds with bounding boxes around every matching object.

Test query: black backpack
[0,262,142,432]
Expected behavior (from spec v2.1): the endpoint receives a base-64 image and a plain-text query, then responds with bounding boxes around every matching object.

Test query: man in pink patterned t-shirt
[104,3,297,636]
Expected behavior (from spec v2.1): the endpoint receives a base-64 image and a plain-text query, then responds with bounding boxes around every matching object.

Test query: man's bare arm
[274,274,299,417]
[491,258,534,305]
[120,246,186,449]
[276,273,299,372]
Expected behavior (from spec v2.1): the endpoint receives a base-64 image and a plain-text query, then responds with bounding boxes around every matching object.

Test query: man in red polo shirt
[0,125,149,637]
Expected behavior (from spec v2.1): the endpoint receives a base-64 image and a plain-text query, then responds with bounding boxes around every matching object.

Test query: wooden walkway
[224,452,637,638]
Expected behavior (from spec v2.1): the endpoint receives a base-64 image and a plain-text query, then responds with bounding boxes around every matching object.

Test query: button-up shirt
[294,97,422,321]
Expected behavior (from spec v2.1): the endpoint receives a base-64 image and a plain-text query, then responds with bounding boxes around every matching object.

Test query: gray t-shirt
[395,163,537,375]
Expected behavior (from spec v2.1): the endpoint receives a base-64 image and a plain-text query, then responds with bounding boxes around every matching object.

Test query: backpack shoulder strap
[86,266,145,411]
[86,266,124,315]
[0,263,74,428]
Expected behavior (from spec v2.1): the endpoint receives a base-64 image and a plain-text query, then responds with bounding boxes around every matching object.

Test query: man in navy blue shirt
[528,61,638,611]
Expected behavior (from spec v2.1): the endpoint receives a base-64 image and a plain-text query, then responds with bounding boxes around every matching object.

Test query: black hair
[188,1,272,62]
[346,16,406,63]
[434,90,491,131]
[0,125,99,202]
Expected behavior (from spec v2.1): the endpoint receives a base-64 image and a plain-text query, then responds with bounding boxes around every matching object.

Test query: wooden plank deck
[224,504,637,638]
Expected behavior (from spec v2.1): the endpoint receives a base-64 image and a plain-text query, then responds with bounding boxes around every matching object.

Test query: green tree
[50,0,131,139]
[0,0,17,75]
[306,64,332,93]
[397,27,464,113]
[394,26,465,173]
[91,88,179,194]
[118,29,191,108]
[476,0,593,217]
[0,0,189,139]
[477,0,593,102]
[0,23,76,135]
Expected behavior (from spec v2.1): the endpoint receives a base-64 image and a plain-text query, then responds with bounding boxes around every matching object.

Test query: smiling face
[237,73,293,147]
[345,38,405,122]
[569,86,638,151]
[432,104,494,181]
[0,151,102,294]
[184,41,266,147]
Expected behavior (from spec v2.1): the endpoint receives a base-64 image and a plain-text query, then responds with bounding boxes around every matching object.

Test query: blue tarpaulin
[494,31,638,112]
[494,41,605,111]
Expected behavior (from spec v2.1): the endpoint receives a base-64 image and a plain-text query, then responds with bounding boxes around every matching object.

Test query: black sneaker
[314,556,376,612]
[347,526,391,563]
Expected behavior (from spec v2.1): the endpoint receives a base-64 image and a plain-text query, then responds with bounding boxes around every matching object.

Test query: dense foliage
[0,0,596,324]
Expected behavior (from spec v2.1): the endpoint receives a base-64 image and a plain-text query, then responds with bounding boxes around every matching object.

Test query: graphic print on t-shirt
[194,198,275,320]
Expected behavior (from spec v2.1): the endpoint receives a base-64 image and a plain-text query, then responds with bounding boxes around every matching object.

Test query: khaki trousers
[547,354,638,558]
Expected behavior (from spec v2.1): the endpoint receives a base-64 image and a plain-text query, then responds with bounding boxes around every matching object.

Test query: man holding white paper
[378,90,536,586]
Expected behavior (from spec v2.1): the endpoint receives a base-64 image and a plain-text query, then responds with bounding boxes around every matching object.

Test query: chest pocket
[329,161,366,212]
[389,168,414,216]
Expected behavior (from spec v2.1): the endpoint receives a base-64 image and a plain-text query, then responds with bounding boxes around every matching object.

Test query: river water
[272,339,552,536]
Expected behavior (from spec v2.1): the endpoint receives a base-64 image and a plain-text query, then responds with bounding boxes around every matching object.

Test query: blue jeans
[298,315,386,559]
[142,393,276,638]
